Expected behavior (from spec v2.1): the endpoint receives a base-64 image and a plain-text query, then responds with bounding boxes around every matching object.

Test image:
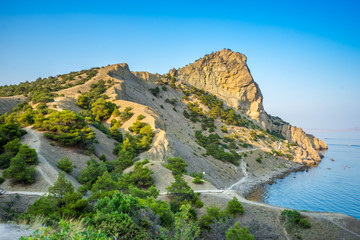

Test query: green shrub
[136,114,145,120]
[183,110,190,119]
[149,87,160,96]
[165,98,177,105]
[164,156,188,176]
[194,199,204,208]
[281,209,311,229]
[129,160,154,188]
[119,107,133,122]
[166,175,195,203]
[221,125,228,133]
[57,157,74,174]
[100,154,107,161]
[91,98,117,121]
[199,204,227,230]
[193,176,204,184]
[298,218,311,229]
[226,197,244,217]
[2,155,36,184]
[34,110,96,153]
[226,222,255,240]
[255,157,262,163]
[4,138,21,156]
[22,220,110,240]
[17,145,38,164]
[77,159,107,185]
[0,152,13,169]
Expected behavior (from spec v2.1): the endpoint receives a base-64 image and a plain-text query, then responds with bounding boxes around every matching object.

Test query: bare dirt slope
[0,96,26,115]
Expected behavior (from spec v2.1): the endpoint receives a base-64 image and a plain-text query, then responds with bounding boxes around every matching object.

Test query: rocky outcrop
[132,71,163,83]
[171,49,267,126]
[172,49,327,165]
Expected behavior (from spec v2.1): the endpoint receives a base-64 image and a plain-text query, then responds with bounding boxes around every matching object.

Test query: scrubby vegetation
[192,172,205,184]
[195,131,240,165]
[164,156,188,176]
[281,210,311,229]
[198,198,250,239]
[184,86,252,128]
[57,157,74,174]
[113,120,154,170]
[0,68,99,103]
[0,122,38,184]
[34,110,96,154]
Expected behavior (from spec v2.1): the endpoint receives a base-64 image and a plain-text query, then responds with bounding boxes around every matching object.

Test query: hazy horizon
[1,0,359,130]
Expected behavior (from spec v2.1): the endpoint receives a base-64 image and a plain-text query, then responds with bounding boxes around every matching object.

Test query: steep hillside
[172,49,327,165]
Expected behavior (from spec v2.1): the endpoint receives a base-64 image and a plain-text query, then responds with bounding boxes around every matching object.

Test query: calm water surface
[249,131,360,220]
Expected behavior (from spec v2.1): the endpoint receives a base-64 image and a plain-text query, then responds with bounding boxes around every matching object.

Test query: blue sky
[0,0,359,130]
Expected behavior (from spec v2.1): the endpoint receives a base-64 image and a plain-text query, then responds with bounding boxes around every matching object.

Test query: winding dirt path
[227,160,248,190]
[4,191,46,196]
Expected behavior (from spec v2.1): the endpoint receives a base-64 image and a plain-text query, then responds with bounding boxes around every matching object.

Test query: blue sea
[249,131,360,220]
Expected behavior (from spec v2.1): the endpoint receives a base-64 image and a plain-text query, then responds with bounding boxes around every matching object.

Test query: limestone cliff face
[172,49,327,165]
[171,49,267,125]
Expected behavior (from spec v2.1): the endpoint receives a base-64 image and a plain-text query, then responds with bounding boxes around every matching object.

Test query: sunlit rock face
[172,49,327,165]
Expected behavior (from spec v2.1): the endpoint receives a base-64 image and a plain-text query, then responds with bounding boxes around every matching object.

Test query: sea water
[249,131,360,220]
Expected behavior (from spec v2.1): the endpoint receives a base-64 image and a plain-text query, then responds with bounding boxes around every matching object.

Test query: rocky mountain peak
[172,49,327,163]
[172,49,266,125]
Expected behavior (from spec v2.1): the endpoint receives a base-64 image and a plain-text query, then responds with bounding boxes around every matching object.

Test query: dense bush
[226,222,255,240]
[22,220,110,240]
[34,110,96,154]
[164,156,188,176]
[2,155,36,184]
[226,197,244,217]
[129,160,154,188]
[113,122,154,170]
[281,210,311,229]
[91,98,116,121]
[28,172,87,218]
[77,159,107,186]
[193,176,204,184]
[57,156,74,174]
[149,86,160,96]
[0,152,13,169]
[17,145,38,164]
[166,175,202,208]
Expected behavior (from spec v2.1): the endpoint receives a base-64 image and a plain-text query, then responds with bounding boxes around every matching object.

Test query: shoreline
[232,162,306,199]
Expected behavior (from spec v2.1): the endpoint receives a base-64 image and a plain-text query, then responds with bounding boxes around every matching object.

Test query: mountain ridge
[170,48,327,165]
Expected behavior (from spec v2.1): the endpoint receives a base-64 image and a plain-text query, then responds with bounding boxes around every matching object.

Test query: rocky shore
[234,161,306,198]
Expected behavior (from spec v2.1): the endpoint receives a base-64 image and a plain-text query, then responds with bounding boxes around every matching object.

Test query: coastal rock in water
[172,48,327,165]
